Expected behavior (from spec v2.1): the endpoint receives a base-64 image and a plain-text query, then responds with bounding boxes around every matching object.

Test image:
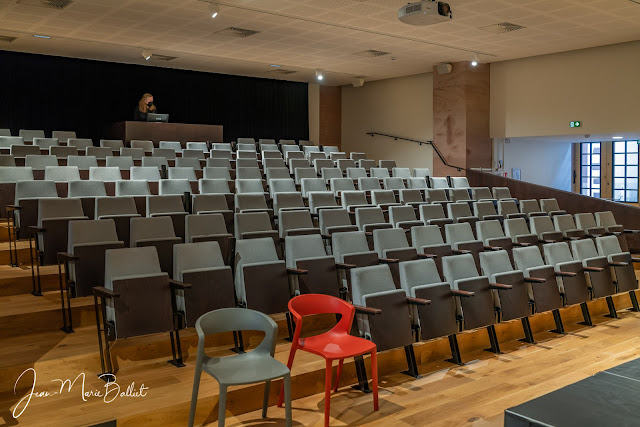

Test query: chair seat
[202,352,290,386]
[299,331,376,360]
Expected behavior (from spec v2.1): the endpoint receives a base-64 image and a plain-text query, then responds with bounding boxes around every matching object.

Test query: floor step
[0,264,60,296]
[0,240,36,266]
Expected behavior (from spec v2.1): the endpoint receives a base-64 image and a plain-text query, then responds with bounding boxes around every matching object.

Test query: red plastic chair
[277,293,378,426]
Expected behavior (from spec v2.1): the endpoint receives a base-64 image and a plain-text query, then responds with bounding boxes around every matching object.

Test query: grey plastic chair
[188,308,292,427]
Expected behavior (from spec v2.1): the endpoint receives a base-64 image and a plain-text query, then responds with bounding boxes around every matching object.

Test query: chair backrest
[284,234,328,268]
[301,178,327,196]
[212,142,233,151]
[355,207,386,230]
[235,212,273,239]
[389,205,417,225]
[479,250,514,278]
[574,213,598,230]
[182,149,206,160]
[371,190,396,206]
[236,179,265,194]
[159,179,191,195]
[430,177,449,189]
[0,129,11,136]
[235,236,279,263]
[130,216,177,245]
[89,166,122,181]
[476,220,505,242]
[426,189,448,203]
[400,189,423,204]
[346,168,367,179]
[33,137,59,149]
[185,214,228,242]
[0,136,23,148]
[373,227,410,257]
[105,246,162,287]
[530,216,555,236]
[175,157,202,170]
[44,166,81,182]
[147,195,185,215]
[449,201,475,219]
[442,253,480,286]
[199,178,230,194]
[173,241,225,281]
[120,147,144,160]
[504,218,531,237]
[383,177,405,190]
[192,194,229,214]
[38,198,85,224]
[413,168,431,178]
[392,167,411,178]
[540,198,561,212]
[314,158,334,174]
[49,145,78,158]
[419,203,446,221]
[68,219,120,253]
[0,155,15,167]
[370,167,390,178]
[153,148,177,160]
[263,158,286,169]
[186,141,208,152]
[341,191,369,209]
[131,140,154,152]
[513,246,546,271]
[330,177,355,194]
[159,141,183,152]
[51,131,76,142]
[106,156,134,170]
[203,167,232,181]
[473,200,498,219]
[450,177,470,188]
[25,154,58,170]
[351,264,396,306]
[449,189,470,202]
[15,180,57,203]
[357,177,381,192]
[595,235,623,257]
[279,210,315,237]
[358,159,376,171]
[308,191,337,213]
[570,238,600,261]
[336,159,356,171]
[86,146,113,159]
[0,166,33,182]
[100,139,124,150]
[411,225,445,247]
[236,167,262,180]
[265,167,290,184]
[399,258,445,296]
[269,178,296,196]
[10,145,40,157]
[498,200,521,217]
[115,179,151,196]
[131,166,162,181]
[318,208,351,234]
[141,156,169,170]
[542,242,574,266]
[471,187,494,201]
[288,294,354,336]
[209,150,233,160]
[444,222,476,245]
[168,167,197,181]
[553,214,577,232]
[68,180,107,198]
[295,168,317,185]
[407,178,428,190]
[237,138,256,145]
[594,211,617,228]
[273,192,305,215]
[235,193,269,212]
[520,199,542,214]
[332,230,371,262]
[350,152,366,161]
[492,187,513,200]
[95,196,138,218]
[68,155,98,170]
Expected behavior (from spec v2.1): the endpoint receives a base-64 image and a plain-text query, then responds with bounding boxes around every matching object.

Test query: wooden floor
[2,229,640,426]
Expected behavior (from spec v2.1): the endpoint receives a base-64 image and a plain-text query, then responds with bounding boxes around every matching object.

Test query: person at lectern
[134,93,156,121]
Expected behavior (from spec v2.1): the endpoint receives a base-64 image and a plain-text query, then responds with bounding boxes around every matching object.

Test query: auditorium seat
[540,198,566,217]
[430,177,449,189]
[181,149,205,160]
[106,155,134,170]
[273,192,307,217]
[95,196,140,246]
[553,214,586,239]
[370,167,390,179]
[130,216,181,275]
[413,168,430,179]
[25,154,58,170]
[269,178,297,198]
[289,158,310,175]
[319,208,357,237]
[371,190,401,210]
[473,200,503,222]
[235,194,272,216]
[116,179,151,196]
[265,167,290,184]
[203,166,232,181]
[342,191,373,212]
[426,189,450,205]
[67,138,93,153]
[142,156,169,170]
[303,145,321,157]
[0,136,24,149]
[445,222,485,270]
[295,168,317,186]
[595,235,640,310]
[407,177,429,190]
[94,246,184,378]
[323,146,339,155]
[477,220,515,263]
[542,242,593,325]
[492,187,515,201]
[478,250,535,341]
[357,177,382,194]
[168,167,198,181]
[411,225,453,275]
[263,158,287,169]
[159,141,183,153]
[398,258,464,364]
[51,131,76,142]
[574,213,606,238]
[236,167,263,181]
[151,148,177,162]
[212,142,233,151]
[337,159,356,172]
[68,180,107,219]
[399,189,426,209]
[191,194,233,232]
[379,160,396,171]
[419,204,454,232]
[45,166,81,182]
[159,178,192,196]
[120,147,144,160]
[89,166,121,181]
[355,207,392,233]
[100,139,124,152]
[330,177,356,196]
[237,149,257,159]
[450,177,470,188]
[131,140,154,153]
[237,143,256,152]
[301,177,327,197]
[279,209,319,238]
[497,200,528,220]
[530,216,564,243]
[570,239,618,314]
[373,228,424,286]
[0,155,15,166]
[68,155,98,170]
[184,214,232,264]
[471,187,495,202]
[383,177,406,192]
[237,138,256,146]
[86,146,113,159]
[350,152,366,162]
[594,211,625,234]
[10,144,40,158]
[234,211,277,248]
[447,202,479,230]
[186,141,208,152]
[199,178,232,195]
[175,157,202,170]
[314,159,334,175]
[519,199,547,217]
[504,218,539,246]
[236,179,268,198]
[58,219,125,332]
[210,149,233,160]
[358,159,376,171]
[0,129,11,137]
[350,263,421,377]
[19,129,45,142]
[234,237,291,313]
[131,166,161,181]
[49,145,78,158]
[389,205,422,231]
[331,230,379,268]
[147,195,188,240]
[449,188,472,203]
[392,167,412,178]
[346,167,367,180]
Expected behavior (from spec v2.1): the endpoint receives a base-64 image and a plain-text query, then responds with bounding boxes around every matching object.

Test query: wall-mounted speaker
[436,63,452,74]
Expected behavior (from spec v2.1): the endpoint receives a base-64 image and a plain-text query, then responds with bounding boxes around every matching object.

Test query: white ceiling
[0,0,639,85]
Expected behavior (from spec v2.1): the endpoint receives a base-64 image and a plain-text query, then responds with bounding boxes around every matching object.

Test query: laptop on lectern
[147,113,169,123]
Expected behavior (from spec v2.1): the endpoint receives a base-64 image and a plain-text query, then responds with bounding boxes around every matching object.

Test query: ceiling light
[33,34,51,39]
[471,53,479,67]
[316,70,324,81]
[141,49,152,60]
[209,3,219,18]
[269,64,281,68]
[613,136,624,140]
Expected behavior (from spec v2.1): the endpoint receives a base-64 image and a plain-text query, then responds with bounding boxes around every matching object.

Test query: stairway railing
[365,132,465,171]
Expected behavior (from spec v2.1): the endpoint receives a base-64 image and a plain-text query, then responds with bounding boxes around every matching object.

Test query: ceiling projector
[398,0,452,25]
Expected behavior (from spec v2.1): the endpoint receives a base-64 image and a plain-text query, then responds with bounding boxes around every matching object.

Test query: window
[612,140,639,203]
[580,142,601,198]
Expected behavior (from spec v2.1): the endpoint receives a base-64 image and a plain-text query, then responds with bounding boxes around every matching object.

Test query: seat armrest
[379,258,399,264]
[555,271,577,277]
[583,266,604,272]
[28,225,46,233]
[6,204,21,211]
[287,268,308,275]
[540,239,556,244]
[484,246,502,251]
[417,253,437,259]
[321,234,332,240]
[452,289,474,297]
[452,249,471,255]
[632,257,640,263]
[513,242,531,247]
[624,229,640,234]
[336,263,357,270]
[407,297,430,306]
[93,286,120,299]
[57,252,79,262]
[525,277,546,283]
[169,279,191,289]
[490,283,513,290]
[353,305,382,315]
[609,261,629,267]
[563,236,581,241]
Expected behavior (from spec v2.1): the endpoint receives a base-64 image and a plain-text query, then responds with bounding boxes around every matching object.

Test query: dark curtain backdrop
[0,50,309,143]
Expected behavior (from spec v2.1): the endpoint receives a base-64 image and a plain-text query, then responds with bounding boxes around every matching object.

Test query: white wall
[498,138,573,191]
[341,73,434,171]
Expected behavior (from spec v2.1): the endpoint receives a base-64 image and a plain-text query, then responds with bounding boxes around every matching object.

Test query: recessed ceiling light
[613,136,624,140]
[471,53,479,67]
[316,69,324,81]
[141,49,152,60]
[269,64,281,68]
[33,34,51,39]
[209,3,219,18]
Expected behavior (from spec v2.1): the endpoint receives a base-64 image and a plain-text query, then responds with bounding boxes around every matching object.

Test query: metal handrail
[366,132,465,171]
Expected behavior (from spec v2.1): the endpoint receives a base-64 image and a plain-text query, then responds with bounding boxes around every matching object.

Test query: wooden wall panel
[319,85,342,149]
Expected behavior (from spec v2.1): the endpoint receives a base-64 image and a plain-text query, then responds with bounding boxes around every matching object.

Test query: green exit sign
[570,121,582,128]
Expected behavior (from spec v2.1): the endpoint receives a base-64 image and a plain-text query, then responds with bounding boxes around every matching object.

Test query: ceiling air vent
[150,54,177,62]
[215,27,260,38]
[354,49,391,58]
[268,69,297,75]
[0,35,17,43]
[16,0,73,9]
[478,22,525,34]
